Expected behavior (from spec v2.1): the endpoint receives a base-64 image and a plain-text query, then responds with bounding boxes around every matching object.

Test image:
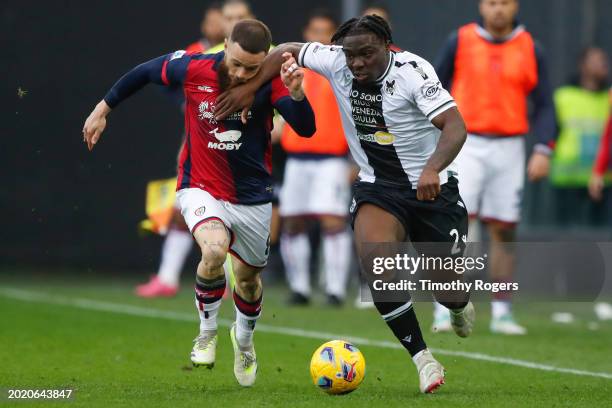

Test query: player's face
[202,9,225,45]
[479,0,518,30]
[342,33,390,84]
[223,40,266,86]
[581,48,609,84]
[303,17,336,44]
[222,4,253,37]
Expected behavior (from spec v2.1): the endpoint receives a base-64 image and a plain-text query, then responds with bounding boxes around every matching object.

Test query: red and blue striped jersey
[159,50,313,204]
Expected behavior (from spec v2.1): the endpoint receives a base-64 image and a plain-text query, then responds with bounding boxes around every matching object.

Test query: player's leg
[480,137,526,335]
[319,214,352,306]
[177,188,231,368]
[311,158,353,306]
[280,216,311,304]
[409,177,474,338]
[353,197,443,393]
[136,208,193,298]
[279,158,314,304]
[433,135,486,331]
[225,201,272,387]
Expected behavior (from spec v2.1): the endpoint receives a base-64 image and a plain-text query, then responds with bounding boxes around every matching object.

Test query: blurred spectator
[589,89,612,201]
[551,47,611,222]
[186,3,226,53]
[361,2,401,52]
[278,10,353,307]
[206,0,255,53]
[434,0,557,335]
[361,2,390,24]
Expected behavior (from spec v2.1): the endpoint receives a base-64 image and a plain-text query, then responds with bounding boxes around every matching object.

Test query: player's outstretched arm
[82,53,185,151]
[417,107,467,201]
[215,43,304,123]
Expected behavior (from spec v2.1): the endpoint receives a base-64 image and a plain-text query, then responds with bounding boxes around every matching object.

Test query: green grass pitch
[1,269,611,407]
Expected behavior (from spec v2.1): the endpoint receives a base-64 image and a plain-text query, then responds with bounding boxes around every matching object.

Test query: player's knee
[199,245,228,272]
[487,222,516,242]
[320,215,346,233]
[282,216,307,234]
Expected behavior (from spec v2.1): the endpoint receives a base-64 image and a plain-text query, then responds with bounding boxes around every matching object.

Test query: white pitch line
[1,287,611,380]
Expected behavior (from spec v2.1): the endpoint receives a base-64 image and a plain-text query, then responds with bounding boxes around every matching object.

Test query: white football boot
[431,307,453,333]
[490,313,527,335]
[230,323,257,387]
[449,301,476,338]
[191,331,217,368]
[414,349,445,393]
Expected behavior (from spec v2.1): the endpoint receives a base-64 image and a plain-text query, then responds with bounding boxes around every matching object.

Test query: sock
[194,275,226,333]
[411,349,428,364]
[157,228,193,287]
[492,300,511,319]
[374,300,427,357]
[233,291,262,349]
[467,218,481,242]
[280,232,311,296]
[323,228,352,298]
[433,302,449,320]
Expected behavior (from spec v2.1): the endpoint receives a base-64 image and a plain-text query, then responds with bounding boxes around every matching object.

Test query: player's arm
[434,31,458,90]
[407,61,466,201]
[527,43,557,181]
[215,43,305,122]
[272,53,316,137]
[82,51,189,151]
[590,115,612,201]
[419,108,467,201]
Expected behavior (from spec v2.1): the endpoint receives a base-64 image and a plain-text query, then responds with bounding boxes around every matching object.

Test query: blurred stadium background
[2,1,612,405]
[3,0,612,270]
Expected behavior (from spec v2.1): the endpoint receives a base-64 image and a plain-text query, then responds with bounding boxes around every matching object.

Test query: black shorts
[350,177,468,248]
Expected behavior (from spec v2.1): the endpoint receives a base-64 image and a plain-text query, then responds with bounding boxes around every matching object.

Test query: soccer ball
[310,340,366,394]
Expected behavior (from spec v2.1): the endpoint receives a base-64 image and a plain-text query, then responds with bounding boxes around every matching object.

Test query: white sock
[323,229,352,298]
[196,297,221,333]
[157,229,193,287]
[195,276,225,333]
[492,300,511,319]
[433,302,449,319]
[467,218,481,242]
[280,232,311,296]
[234,308,261,349]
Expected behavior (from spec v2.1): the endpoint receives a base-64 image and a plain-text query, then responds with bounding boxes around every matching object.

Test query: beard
[217,61,232,92]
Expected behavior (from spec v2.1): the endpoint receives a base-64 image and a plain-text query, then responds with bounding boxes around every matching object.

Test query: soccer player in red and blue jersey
[82,19,315,387]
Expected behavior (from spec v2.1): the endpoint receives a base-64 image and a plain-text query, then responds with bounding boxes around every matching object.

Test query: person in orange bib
[433,0,558,335]
[278,10,353,306]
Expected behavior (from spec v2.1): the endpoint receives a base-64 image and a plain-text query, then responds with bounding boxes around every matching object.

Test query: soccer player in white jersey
[215,15,475,394]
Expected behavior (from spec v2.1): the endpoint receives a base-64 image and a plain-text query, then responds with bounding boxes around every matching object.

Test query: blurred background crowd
[3,0,611,310]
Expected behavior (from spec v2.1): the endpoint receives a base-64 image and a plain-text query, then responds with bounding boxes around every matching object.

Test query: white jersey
[298,42,458,188]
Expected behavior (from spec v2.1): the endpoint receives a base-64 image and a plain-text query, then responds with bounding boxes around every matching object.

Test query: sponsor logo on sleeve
[170,50,186,61]
[421,81,441,99]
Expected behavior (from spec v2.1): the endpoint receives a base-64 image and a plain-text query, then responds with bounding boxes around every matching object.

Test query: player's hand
[527,152,550,182]
[417,167,441,201]
[589,173,605,201]
[280,52,305,100]
[82,100,111,151]
[215,83,256,124]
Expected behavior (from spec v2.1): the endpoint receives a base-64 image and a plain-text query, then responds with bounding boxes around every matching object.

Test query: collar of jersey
[374,51,395,83]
